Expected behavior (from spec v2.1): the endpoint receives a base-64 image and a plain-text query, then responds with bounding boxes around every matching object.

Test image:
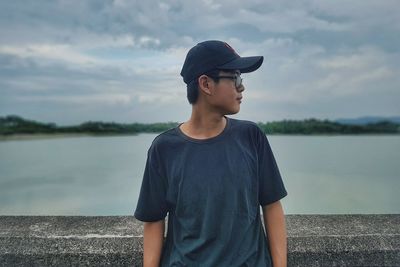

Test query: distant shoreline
[0,133,142,141]
[1,132,399,142]
[2,115,399,138]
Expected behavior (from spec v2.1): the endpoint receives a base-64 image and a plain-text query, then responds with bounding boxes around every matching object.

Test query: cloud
[15,93,132,106]
[0,0,399,124]
[0,44,100,66]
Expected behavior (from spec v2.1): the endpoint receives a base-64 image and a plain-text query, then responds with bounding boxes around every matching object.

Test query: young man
[134,40,288,267]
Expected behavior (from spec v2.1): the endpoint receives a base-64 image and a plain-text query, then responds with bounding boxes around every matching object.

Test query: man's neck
[180,113,227,140]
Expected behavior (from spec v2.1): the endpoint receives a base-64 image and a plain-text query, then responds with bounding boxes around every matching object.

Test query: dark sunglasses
[208,71,243,89]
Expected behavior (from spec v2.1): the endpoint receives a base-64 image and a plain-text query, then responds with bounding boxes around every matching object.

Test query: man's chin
[225,109,240,115]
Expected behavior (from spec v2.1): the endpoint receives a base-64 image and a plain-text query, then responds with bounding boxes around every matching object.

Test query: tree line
[257,119,399,134]
[1,115,399,135]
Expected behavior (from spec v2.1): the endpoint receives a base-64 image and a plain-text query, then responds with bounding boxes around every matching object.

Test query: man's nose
[237,84,245,93]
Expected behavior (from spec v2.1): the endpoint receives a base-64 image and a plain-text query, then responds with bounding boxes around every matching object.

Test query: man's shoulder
[149,126,180,151]
[229,117,261,133]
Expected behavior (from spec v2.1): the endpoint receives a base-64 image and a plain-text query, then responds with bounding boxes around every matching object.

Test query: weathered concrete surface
[0,216,143,266]
[0,214,399,266]
[286,214,400,267]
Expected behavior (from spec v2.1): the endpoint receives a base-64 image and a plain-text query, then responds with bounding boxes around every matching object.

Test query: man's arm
[262,200,287,267]
[143,219,165,267]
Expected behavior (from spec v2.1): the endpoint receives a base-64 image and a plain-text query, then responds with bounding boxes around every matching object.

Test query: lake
[0,133,399,215]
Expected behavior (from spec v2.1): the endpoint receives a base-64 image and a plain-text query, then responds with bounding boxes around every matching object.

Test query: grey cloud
[0,0,399,124]
[1,1,398,50]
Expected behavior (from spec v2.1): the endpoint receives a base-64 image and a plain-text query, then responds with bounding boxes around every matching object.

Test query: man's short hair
[186,79,199,105]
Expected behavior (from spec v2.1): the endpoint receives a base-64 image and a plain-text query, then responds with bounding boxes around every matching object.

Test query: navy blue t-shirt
[134,115,288,267]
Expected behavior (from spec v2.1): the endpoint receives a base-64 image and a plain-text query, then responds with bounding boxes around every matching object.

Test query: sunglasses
[208,71,243,89]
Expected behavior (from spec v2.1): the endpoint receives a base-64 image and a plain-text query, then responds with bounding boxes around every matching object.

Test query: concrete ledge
[0,214,399,266]
[286,214,399,267]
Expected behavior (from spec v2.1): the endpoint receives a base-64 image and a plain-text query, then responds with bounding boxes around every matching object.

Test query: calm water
[0,134,399,215]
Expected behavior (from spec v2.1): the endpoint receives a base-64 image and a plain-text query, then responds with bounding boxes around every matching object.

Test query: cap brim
[217,56,264,73]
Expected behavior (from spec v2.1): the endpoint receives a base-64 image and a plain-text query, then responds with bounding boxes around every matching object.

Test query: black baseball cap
[180,40,264,84]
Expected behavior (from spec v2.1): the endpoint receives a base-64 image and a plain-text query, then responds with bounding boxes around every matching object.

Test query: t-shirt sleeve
[256,126,288,206]
[134,142,168,222]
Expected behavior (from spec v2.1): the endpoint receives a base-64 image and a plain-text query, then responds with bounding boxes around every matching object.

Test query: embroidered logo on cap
[224,42,239,56]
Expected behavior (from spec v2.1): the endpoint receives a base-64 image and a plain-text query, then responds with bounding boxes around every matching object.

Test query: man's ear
[198,75,212,95]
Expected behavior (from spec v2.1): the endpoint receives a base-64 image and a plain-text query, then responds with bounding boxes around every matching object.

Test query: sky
[0,0,399,125]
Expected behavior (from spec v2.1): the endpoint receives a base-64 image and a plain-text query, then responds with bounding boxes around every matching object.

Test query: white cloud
[0,44,100,66]
[237,9,350,33]
[0,0,399,123]
[15,94,133,106]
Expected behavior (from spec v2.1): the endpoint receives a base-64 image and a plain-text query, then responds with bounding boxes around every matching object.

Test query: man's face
[207,70,244,115]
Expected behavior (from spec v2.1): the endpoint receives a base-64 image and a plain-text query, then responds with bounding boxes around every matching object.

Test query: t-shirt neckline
[175,115,231,144]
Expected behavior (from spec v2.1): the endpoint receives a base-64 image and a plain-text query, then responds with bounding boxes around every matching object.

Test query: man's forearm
[262,201,287,267]
[143,219,165,267]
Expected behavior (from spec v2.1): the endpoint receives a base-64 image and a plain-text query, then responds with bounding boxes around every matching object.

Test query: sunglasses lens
[236,75,242,88]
